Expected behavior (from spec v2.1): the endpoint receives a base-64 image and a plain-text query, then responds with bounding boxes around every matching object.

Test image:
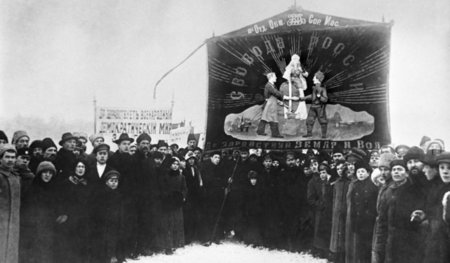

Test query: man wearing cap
[87,143,113,188]
[54,132,78,181]
[373,159,425,263]
[108,133,139,257]
[11,130,30,150]
[179,134,197,157]
[404,146,428,194]
[87,133,105,166]
[41,137,58,163]
[0,144,34,263]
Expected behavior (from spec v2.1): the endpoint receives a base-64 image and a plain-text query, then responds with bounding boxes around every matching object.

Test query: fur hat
[89,134,104,145]
[403,146,425,163]
[29,140,43,150]
[187,133,196,142]
[436,152,450,165]
[0,130,8,143]
[390,159,406,170]
[0,144,17,157]
[42,138,57,152]
[136,133,151,144]
[378,153,396,168]
[12,130,29,144]
[36,161,56,175]
[355,161,372,174]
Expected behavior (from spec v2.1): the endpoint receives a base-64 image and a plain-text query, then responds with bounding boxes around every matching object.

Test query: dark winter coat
[156,169,187,250]
[345,176,378,263]
[422,181,450,263]
[308,175,333,251]
[183,163,205,243]
[57,174,92,263]
[2,165,34,263]
[89,185,124,263]
[372,180,425,263]
[329,176,351,254]
[242,181,265,245]
[54,148,77,181]
[261,167,283,244]
[20,176,61,263]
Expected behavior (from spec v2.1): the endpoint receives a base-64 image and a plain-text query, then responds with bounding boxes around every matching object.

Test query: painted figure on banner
[302,71,328,139]
[280,54,308,120]
[256,72,298,138]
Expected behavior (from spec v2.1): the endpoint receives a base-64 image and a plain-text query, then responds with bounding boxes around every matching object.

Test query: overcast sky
[1,0,449,146]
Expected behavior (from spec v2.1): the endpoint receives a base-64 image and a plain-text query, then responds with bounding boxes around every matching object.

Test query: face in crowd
[272,160,280,168]
[336,163,347,178]
[423,164,438,181]
[106,177,119,190]
[285,154,296,168]
[63,139,77,152]
[332,152,344,164]
[210,154,221,166]
[1,151,16,169]
[439,162,450,183]
[32,147,43,158]
[391,165,407,183]
[240,151,249,162]
[138,140,150,154]
[170,160,180,171]
[92,137,104,148]
[96,150,108,165]
[15,137,29,150]
[356,168,370,181]
[407,158,424,176]
[310,159,319,173]
[75,161,86,177]
[187,139,196,149]
[41,170,54,183]
[129,145,137,155]
[43,147,57,161]
[319,168,329,181]
[369,151,380,168]
[379,166,391,182]
[16,155,30,168]
[118,140,130,153]
[158,146,168,155]
[263,158,272,169]
[154,157,163,167]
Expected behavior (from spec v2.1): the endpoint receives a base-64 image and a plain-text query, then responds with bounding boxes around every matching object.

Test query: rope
[153,41,208,99]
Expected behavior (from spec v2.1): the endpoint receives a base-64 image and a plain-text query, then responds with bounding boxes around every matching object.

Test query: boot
[303,124,313,137]
[269,122,283,138]
[321,124,328,139]
[256,120,267,136]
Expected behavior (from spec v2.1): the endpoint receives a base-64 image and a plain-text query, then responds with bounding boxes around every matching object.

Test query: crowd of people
[1,129,450,263]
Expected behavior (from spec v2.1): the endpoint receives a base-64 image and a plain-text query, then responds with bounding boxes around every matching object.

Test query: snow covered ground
[129,242,326,263]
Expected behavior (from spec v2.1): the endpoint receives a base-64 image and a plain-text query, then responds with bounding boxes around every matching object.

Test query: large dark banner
[205,9,392,151]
